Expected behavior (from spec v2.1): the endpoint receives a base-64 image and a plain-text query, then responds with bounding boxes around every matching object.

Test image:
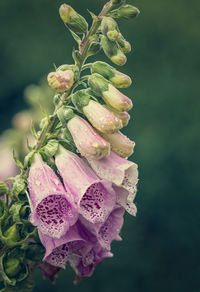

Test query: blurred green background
[0,0,200,291]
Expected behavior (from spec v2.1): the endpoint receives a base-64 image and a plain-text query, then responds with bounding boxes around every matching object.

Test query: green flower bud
[118,36,131,53]
[59,4,88,34]
[72,90,90,113]
[3,223,25,247]
[0,182,9,196]
[1,248,29,286]
[4,258,21,278]
[101,36,127,66]
[88,73,109,97]
[57,106,75,126]
[110,5,140,19]
[91,61,132,88]
[47,70,74,92]
[101,17,121,42]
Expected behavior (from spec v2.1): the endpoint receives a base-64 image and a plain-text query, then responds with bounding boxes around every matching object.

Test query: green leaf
[12,151,23,170]
[24,151,35,168]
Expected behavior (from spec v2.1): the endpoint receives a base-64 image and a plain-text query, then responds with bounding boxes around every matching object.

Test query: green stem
[34,0,113,152]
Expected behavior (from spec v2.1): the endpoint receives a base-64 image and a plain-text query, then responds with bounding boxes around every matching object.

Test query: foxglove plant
[0,0,140,290]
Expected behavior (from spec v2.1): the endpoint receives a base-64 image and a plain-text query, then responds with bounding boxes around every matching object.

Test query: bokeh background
[0,0,200,291]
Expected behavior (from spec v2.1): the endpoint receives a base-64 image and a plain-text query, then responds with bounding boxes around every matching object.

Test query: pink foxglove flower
[101,131,135,158]
[82,100,123,134]
[87,151,138,215]
[37,262,61,284]
[69,242,113,281]
[39,224,90,269]
[47,69,74,92]
[55,146,116,224]
[67,115,110,159]
[28,154,78,239]
[80,205,125,250]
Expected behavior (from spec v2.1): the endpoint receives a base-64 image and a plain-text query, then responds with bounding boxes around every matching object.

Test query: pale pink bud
[101,131,135,158]
[67,115,110,159]
[83,100,123,134]
[47,70,74,92]
[102,84,133,112]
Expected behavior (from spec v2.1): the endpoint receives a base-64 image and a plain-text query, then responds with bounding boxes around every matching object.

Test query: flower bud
[59,4,88,34]
[101,36,127,66]
[102,131,135,158]
[4,258,21,278]
[101,17,121,42]
[110,5,140,19]
[91,61,132,88]
[0,182,9,196]
[89,74,132,111]
[104,105,130,127]
[118,36,131,53]
[67,115,110,159]
[111,0,124,5]
[3,222,25,247]
[83,100,123,134]
[47,70,74,92]
[57,64,79,81]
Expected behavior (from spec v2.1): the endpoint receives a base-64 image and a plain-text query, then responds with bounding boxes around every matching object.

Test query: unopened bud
[4,258,21,278]
[4,223,25,246]
[47,70,74,92]
[89,74,132,111]
[57,64,79,81]
[83,100,123,134]
[91,61,132,88]
[101,36,127,66]
[101,17,121,42]
[104,105,130,127]
[59,4,88,34]
[102,131,135,158]
[118,37,131,53]
[0,182,8,196]
[111,5,140,19]
[67,115,110,159]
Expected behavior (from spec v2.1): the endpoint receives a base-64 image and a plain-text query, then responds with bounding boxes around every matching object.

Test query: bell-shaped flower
[87,151,138,215]
[101,131,135,158]
[69,242,113,281]
[55,147,116,224]
[39,223,91,269]
[80,205,125,250]
[67,115,110,159]
[101,36,127,66]
[28,154,78,239]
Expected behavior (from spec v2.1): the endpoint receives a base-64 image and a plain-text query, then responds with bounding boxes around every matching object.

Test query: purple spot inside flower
[36,194,73,238]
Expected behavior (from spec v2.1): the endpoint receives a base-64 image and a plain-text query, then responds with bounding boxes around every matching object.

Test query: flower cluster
[0,0,140,289]
[28,145,138,280]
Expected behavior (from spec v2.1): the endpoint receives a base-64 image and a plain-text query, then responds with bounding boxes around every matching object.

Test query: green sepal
[12,176,27,198]
[72,90,91,113]
[68,28,81,45]
[91,61,115,79]
[87,41,101,57]
[12,151,23,171]
[9,202,30,222]
[24,151,35,169]
[0,247,28,286]
[0,183,9,197]
[57,107,74,126]
[22,242,45,263]
[0,199,7,221]
[88,73,109,97]
[40,139,59,158]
